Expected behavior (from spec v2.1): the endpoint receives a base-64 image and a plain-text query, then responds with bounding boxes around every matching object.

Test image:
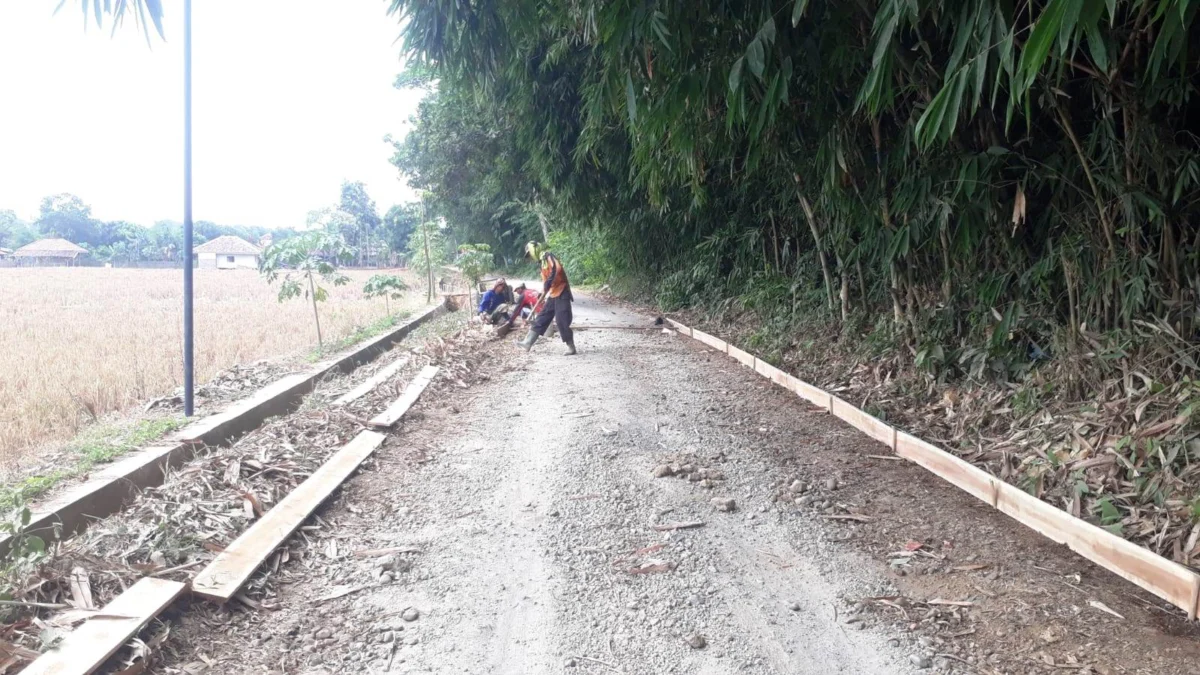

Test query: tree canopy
[386,0,1200,382]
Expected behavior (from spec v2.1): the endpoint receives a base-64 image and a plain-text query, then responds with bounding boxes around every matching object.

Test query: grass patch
[0,414,185,514]
[307,310,416,362]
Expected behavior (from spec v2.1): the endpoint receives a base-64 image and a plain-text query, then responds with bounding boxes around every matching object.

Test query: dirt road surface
[161,295,1200,675]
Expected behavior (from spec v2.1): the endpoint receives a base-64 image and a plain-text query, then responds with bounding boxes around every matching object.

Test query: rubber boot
[517,330,539,352]
[563,340,577,356]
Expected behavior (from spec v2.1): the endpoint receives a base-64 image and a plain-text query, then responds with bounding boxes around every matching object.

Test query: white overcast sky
[0,1,425,229]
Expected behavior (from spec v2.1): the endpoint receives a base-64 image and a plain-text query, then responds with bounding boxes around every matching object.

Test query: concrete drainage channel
[0,303,448,560]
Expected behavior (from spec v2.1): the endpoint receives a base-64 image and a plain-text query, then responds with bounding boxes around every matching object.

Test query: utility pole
[182,0,195,417]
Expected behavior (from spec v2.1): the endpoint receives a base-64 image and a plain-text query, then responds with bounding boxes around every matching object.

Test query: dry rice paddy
[0,267,428,469]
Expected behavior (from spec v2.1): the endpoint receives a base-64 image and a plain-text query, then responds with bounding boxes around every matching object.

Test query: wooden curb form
[667,317,1200,620]
[1,303,449,559]
[192,430,388,603]
[21,577,185,675]
[334,357,411,406]
[368,366,440,429]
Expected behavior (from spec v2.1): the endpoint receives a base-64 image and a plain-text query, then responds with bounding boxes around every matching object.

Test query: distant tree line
[0,182,418,267]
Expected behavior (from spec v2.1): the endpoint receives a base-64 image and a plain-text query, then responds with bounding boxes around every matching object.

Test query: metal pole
[183,0,195,417]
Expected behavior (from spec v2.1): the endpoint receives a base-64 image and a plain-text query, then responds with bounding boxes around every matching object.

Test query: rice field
[0,267,429,470]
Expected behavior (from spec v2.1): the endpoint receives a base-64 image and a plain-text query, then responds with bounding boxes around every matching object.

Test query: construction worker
[517,243,576,355]
[506,283,540,326]
[477,278,511,325]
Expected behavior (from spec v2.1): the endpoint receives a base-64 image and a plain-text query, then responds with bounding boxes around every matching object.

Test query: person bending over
[477,279,511,325]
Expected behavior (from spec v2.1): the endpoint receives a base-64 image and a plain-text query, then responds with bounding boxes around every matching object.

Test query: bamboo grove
[389,0,1200,392]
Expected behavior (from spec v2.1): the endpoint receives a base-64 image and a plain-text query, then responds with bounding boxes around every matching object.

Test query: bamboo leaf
[625,71,637,125]
[747,38,765,80]
[759,17,776,44]
[1016,0,1069,96]
[728,56,744,93]
[792,0,811,27]
[1084,21,1109,73]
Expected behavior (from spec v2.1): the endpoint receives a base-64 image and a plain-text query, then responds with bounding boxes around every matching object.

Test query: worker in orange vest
[517,242,576,355]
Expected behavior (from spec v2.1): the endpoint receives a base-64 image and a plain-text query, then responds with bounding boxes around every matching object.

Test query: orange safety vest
[540,253,570,299]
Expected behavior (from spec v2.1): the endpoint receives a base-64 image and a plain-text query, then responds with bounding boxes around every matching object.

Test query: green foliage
[362,274,409,315]
[547,230,617,286]
[339,181,383,266]
[406,219,449,301]
[456,244,494,287]
[386,0,1200,402]
[260,231,354,350]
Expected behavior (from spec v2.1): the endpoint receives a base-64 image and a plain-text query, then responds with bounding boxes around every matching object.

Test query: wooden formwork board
[334,357,410,406]
[21,577,185,675]
[0,305,449,560]
[691,329,728,353]
[830,397,894,447]
[368,366,440,429]
[895,432,999,507]
[191,431,387,602]
[753,358,786,384]
[993,481,1200,618]
[784,374,832,411]
[663,317,1200,618]
[665,318,691,337]
[726,344,756,369]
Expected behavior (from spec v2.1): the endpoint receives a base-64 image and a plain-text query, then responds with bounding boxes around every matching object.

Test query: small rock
[685,634,707,650]
[789,480,806,493]
[549,509,560,517]
[378,572,394,583]
[824,477,838,491]
[149,551,167,567]
[314,628,333,640]
[711,498,736,512]
[401,607,420,622]
[788,602,801,612]
[652,465,673,478]
[565,657,578,668]
[699,479,715,489]
[910,654,932,669]
[795,496,813,507]
[379,631,394,644]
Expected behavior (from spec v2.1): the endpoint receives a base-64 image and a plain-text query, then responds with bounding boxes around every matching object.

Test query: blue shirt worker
[478,279,511,324]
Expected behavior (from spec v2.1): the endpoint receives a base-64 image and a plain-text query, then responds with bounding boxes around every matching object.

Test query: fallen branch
[927,598,975,607]
[313,583,378,605]
[353,546,422,558]
[651,521,705,531]
[821,514,872,522]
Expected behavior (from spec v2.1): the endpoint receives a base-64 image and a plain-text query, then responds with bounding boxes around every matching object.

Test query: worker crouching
[517,243,576,355]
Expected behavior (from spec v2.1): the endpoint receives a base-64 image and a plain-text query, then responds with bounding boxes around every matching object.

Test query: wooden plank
[334,357,409,406]
[754,358,785,384]
[691,329,728,353]
[993,482,1200,616]
[782,374,832,411]
[665,318,691,337]
[22,577,185,675]
[895,432,999,507]
[191,431,387,602]
[830,397,894,447]
[726,344,756,369]
[368,366,440,429]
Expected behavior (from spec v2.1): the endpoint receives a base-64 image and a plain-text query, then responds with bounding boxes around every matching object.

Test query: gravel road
[161,295,1200,674]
